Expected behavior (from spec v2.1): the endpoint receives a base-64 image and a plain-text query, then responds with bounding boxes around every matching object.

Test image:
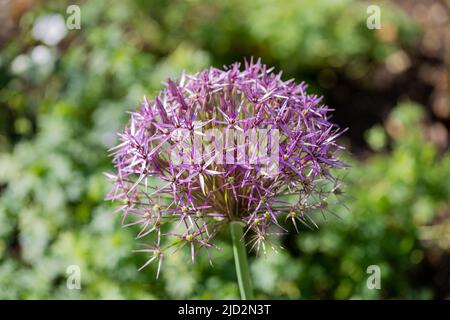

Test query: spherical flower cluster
[106,59,346,276]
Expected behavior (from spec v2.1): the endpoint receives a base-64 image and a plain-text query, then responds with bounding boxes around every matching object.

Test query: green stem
[230,221,254,300]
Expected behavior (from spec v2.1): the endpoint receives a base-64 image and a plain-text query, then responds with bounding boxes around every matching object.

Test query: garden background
[0,0,449,299]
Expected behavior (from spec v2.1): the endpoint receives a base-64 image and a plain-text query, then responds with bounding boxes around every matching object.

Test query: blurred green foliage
[1,0,448,299]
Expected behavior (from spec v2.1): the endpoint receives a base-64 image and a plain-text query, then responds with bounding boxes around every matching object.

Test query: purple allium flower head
[106,58,346,276]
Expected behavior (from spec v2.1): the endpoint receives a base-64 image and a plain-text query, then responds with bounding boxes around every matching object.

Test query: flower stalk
[230,221,254,300]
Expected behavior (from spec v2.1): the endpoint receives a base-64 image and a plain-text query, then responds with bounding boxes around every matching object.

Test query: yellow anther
[288,211,297,218]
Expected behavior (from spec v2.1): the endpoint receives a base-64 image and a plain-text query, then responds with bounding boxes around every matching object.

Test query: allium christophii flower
[106,59,346,277]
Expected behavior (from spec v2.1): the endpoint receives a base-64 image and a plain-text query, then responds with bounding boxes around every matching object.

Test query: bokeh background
[0,0,449,299]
